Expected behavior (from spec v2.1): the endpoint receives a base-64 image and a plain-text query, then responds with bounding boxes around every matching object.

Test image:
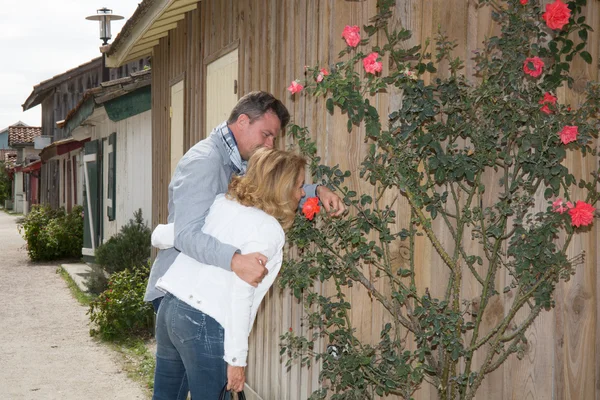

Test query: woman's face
[292,168,306,208]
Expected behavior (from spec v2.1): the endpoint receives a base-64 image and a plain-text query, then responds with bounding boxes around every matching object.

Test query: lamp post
[86,7,123,46]
[86,8,124,82]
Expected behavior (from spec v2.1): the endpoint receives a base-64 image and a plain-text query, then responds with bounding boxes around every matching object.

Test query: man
[145,91,345,309]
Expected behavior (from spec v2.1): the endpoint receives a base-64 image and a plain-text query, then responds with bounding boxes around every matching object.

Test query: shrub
[88,262,154,340]
[95,209,151,274]
[83,266,110,295]
[19,204,84,261]
[0,161,10,205]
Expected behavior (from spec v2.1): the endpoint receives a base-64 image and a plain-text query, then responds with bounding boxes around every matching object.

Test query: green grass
[57,266,94,306]
[2,208,23,216]
[108,337,156,395]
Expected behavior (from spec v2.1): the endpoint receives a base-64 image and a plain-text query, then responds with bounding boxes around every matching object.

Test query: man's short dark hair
[227,91,290,129]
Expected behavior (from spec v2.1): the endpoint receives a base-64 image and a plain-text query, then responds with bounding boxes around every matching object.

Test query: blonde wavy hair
[227,148,306,230]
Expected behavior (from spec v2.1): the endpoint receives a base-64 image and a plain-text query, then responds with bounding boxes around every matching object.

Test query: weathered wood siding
[149,1,600,399]
[38,58,149,209]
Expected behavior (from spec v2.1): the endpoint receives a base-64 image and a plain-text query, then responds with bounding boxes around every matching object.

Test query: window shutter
[107,132,116,221]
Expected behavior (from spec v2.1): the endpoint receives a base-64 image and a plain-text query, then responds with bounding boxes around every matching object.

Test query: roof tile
[8,126,42,146]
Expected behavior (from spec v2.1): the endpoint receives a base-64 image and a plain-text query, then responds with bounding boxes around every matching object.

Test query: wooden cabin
[22,57,149,211]
[105,1,600,399]
[60,69,153,262]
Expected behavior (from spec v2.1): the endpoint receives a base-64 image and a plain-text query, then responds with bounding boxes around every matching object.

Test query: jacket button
[196,300,201,304]
[232,358,237,362]
[189,295,193,299]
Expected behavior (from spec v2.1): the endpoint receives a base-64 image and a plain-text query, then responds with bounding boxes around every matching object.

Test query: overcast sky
[0,0,140,130]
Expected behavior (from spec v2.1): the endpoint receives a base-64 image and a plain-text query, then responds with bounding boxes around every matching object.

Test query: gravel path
[0,211,149,399]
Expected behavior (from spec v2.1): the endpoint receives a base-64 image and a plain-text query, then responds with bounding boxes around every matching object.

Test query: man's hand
[317,186,346,216]
[231,252,268,287]
[227,365,246,392]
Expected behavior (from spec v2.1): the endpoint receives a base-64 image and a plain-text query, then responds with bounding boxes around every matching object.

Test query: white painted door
[170,80,185,178]
[206,49,239,135]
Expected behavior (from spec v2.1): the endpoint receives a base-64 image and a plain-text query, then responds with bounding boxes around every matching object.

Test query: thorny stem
[466,267,560,399]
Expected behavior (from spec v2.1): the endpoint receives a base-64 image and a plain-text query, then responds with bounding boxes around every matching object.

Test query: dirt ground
[0,211,149,399]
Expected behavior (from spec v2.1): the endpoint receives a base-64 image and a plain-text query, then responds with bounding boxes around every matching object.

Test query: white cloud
[0,0,140,129]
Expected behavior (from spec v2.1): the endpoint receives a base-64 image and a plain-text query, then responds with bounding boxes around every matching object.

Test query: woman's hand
[227,365,246,392]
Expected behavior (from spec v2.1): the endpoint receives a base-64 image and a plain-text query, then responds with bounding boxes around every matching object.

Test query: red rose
[342,25,361,47]
[539,92,557,114]
[520,0,528,4]
[363,52,383,75]
[539,92,557,105]
[558,125,578,144]
[542,0,571,30]
[302,197,321,220]
[523,57,544,77]
[568,201,595,227]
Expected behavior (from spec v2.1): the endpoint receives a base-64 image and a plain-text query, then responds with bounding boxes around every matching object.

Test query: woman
[151,148,306,399]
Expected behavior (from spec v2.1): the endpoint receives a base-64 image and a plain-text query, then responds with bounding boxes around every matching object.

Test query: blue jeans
[152,292,229,400]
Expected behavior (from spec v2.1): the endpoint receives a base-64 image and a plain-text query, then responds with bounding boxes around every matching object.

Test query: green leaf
[426,62,437,73]
[578,29,588,41]
[326,98,334,114]
[580,51,592,64]
[434,168,446,183]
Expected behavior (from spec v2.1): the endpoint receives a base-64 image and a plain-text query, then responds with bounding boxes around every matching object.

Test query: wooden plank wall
[149,0,600,399]
[93,110,153,241]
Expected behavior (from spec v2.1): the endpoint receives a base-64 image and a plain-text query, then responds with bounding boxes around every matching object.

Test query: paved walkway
[0,211,148,399]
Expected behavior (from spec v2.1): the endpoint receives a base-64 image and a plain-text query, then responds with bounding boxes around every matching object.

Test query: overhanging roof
[39,137,90,163]
[105,0,199,67]
[22,160,42,173]
[58,69,152,137]
[22,58,102,111]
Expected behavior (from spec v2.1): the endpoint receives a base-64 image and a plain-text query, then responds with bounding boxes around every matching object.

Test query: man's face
[236,111,281,160]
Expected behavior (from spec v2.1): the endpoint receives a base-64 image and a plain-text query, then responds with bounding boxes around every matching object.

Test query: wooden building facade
[22,57,149,210]
[61,70,153,262]
[106,1,600,399]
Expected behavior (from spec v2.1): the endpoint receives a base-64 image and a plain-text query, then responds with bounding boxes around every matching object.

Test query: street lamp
[86,7,124,45]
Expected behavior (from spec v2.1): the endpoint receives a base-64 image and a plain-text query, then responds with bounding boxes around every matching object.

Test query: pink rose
[568,201,595,227]
[552,198,573,214]
[558,125,578,144]
[342,25,361,47]
[316,68,329,83]
[540,105,552,115]
[520,0,528,4]
[542,0,571,30]
[287,81,303,95]
[363,52,383,75]
[523,57,544,77]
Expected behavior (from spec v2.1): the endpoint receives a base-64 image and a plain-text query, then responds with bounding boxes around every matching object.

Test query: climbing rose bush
[281,0,598,399]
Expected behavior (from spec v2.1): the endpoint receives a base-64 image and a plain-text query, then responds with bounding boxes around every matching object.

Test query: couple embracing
[145,91,345,399]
